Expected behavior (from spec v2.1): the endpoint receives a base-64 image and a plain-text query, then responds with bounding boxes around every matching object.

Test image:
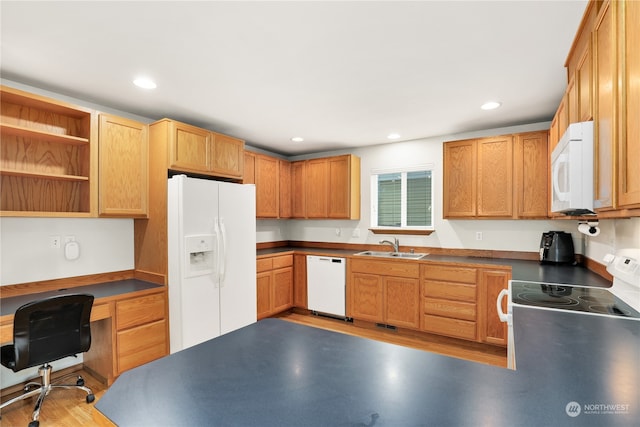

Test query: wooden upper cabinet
[514,131,548,218]
[291,161,306,218]
[0,85,96,217]
[98,114,148,218]
[165,119,243,180]
[328,154,360,219]
[255,154,279,218]
[567,76,579,124]
[444,132,546,219]
[477,135,513,217]
[211,133,243,179]
[443,139,477,218]
[617,0,640,208]
[279,159,292,218]
[593,0,616,211]
[243,151,256,184]
[168,120,211,172]
[577,46,593,122]
[305,158,329,218]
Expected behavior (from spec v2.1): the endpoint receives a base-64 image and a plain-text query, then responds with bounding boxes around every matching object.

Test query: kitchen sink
[355,251,428,260]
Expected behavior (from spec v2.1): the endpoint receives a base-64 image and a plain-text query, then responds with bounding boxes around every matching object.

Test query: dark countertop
[96,313,639,426]
[257,246,612,287]
[0,279,164,316]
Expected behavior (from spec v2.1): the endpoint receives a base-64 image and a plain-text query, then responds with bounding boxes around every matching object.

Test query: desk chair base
[0,364,95,427]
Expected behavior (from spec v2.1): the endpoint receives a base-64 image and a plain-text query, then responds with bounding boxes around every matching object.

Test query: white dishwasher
[306,255,346,318]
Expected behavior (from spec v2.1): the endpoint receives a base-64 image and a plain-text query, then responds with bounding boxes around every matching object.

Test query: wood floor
[0,311,506,426]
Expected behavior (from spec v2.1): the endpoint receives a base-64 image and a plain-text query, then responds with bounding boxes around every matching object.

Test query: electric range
[497,249,640,370]
[510,281,640,318]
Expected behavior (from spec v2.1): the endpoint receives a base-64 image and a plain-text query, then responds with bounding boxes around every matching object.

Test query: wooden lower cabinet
[421,264,478,341]
[293,254,308,308]
[349,273,384,322]
[114,291,168,375]
[348,259,420,329]
[256,254,294,319]
[478,268,510,346]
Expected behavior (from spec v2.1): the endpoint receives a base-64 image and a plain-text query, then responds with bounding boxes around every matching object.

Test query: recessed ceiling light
[133,77,157,89]
[481,101,502,110]
[291,137,304,142]
[387,133,401,140]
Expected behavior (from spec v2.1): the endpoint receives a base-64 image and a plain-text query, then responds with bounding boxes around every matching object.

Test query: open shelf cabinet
[1,85,97,216]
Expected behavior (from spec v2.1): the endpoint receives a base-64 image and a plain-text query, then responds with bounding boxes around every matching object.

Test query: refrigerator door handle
[219,218,228,285]
[212,218,221,288]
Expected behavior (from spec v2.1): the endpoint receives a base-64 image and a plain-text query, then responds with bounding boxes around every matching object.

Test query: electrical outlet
[335,228,341,236]
[476,232,483,241]
[49,236,61,249]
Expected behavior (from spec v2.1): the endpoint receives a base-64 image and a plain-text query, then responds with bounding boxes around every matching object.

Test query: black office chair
[0,294,96,427]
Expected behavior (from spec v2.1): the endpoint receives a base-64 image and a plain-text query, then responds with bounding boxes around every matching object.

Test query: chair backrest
[11,294,94,372]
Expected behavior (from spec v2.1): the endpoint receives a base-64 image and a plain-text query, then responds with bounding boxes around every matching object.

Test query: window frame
[369,164,435,235]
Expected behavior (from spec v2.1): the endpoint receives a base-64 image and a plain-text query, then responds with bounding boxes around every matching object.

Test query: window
[370,165,433,232]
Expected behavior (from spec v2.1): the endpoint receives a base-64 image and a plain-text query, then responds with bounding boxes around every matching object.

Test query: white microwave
[550,121,594,215]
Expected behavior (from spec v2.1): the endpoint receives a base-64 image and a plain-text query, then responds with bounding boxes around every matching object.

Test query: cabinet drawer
[90,302,111,322]
[421,265,476,283]
[0,322,12,344]
[423,297,476,321]
[423,280,476,302]
[257,258,273,273]
[351,259,419,278]
[272,254,293,269]
[116,293,166,330]
[422,314,477,340]
[117,319,167,373]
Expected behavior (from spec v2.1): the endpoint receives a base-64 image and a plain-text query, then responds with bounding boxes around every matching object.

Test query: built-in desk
[0,275,169,386]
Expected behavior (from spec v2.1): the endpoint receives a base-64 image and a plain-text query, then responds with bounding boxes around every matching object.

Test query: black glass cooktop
[511,281,640,318]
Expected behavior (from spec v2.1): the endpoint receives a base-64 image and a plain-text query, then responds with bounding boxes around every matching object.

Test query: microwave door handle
[553,154,569,201]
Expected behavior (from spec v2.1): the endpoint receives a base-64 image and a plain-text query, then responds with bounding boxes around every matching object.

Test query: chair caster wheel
[87,394,95,403]
[28,420,40,427]
[76,377,85,386]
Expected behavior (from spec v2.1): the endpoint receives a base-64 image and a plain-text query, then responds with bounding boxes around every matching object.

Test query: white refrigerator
[167,175,257,353]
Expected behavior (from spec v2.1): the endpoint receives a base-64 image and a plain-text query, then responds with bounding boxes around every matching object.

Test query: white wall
[0,218,134,285]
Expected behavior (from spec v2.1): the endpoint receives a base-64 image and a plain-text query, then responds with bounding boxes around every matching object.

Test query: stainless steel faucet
[379,237,399,253]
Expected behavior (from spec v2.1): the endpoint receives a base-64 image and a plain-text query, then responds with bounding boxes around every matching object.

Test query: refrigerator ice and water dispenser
[184,234,216,277]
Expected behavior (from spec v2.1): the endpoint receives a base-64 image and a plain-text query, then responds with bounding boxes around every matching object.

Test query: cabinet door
[557,93,569,143]
[98,114,148,217]
[443,140,477,217]
[211,132,244,178]
[293,254,307,308]
[577,46,593,122]
[291,161,306,218]
[567,75,579,124]
[255,154,279,218]
[272,267,293,313]
[169,121,211,172]
[256,271,272,320]
[349,273,384,322]
[384,276,420,329]
[279,159,292,218]
[594,0,616,210]
[328,155,352,219]
[243,151,256,184]
[618,0,640,208]
[306,158,329,218]
[478,269,510,346]
[477,135,513,217]
[514,132,548,218]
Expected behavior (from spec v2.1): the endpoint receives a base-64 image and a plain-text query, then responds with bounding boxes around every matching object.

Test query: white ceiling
[0,1,586,155]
